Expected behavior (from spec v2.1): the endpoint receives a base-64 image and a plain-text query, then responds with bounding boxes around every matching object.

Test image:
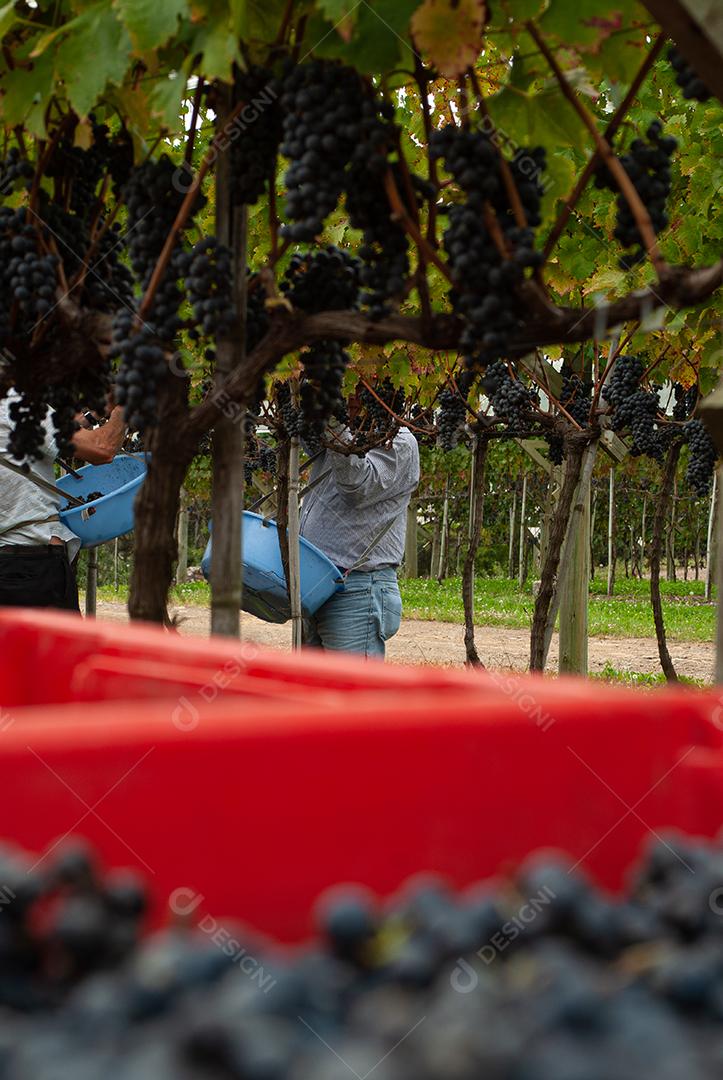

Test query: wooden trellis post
[559,453,593,675]
[176,487,189,586]
[607,468,615,597]
[404,501,418,579]
[706,470,718,602]
[700,381,723,681]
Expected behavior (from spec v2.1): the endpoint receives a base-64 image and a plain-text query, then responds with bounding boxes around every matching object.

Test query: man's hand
[71,405,127,466]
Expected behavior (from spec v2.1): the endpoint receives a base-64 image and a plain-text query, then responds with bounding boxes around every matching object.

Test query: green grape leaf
[146,67,189,133]
[494,0,546,21]
[236,0,291,48]
[305,0,421,74]
[0,1,17,39]
[54,3,132,117]
[539,0,642,51]
[317,0,359,42]
[113,0,189,51]
[190,18,240,82]
[0,47,56,135]
[411,0,486,79]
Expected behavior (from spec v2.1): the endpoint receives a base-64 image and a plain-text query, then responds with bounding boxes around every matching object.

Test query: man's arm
[71,407,127,465]
[326,432,418,505]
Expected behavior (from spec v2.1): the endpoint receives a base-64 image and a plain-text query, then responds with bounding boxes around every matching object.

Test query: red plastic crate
[1,660,721,940]
[0,608,492,708]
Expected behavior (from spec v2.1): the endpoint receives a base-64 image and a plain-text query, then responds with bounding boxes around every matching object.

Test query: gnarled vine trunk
[129,373,195,624]
[650,439,682,683]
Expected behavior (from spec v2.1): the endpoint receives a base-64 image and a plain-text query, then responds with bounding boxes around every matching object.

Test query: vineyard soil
[94,601,714,680]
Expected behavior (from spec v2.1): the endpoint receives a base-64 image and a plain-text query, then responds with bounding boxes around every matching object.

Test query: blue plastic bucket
[201,511,344,624]
[57,454,148,548]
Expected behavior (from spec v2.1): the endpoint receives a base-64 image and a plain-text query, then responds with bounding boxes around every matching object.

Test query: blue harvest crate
[202,511,344,623]
[57,454,148,548]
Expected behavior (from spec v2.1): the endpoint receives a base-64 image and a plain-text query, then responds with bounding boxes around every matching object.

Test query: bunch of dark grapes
[6,833,723,1076]
[44,119,133,218]
[672,381,697,421]
[668,46,713,102]
[560,362,593,427]
[38,199,134,314]
[246,273,270,353]
[299,341,350,435]
[282,247,360,433]
[484,360,536,435]
[684,419,717,495]
[546,434,565,466]
[602,354,645,417]
[355,376,405,438]
[185,238,235,340]
[0,147,33,198]
[82,220,135,313]
[111,310,167,432]
[6,392,50,462]
[112,158,207,429]
[230,65,283,205]
[44,139,103,221]
[149,247,190,345]
[437,387,466,451]
[279,60,393,241]
[594,122,676,269]
[282,245,361,313]
[0,210,59,330]
[346,163,429,319]
[602,355,668,458]
[245,442,277,484]
[275,381,302,438]
[431,126,545,364]
[0,839,146,1010]
[123,155,200,286]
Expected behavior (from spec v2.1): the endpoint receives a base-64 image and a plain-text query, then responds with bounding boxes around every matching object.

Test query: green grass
[398,575,714,643]
[96,581,210,605]
[94,575,714,644]
[590,662,708,689]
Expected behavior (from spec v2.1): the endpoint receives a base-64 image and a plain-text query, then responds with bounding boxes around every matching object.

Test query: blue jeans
[303,567,402,659]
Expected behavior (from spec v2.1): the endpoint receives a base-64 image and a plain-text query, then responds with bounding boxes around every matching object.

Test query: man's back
[0,392,79,554]
[300,427,420,572]
[300,426,420,659]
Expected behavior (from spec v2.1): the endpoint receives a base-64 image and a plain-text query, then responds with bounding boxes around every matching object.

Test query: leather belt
[0,544,68,557]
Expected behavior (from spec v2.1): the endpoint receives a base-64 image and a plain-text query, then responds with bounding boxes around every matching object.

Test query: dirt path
[94,601,714,680]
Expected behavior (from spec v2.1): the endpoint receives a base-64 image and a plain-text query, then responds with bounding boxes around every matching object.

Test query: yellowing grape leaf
[411,0,486,79]
[73,120,93,149]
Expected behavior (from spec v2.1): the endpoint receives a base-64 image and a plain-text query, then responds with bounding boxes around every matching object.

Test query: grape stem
[358,378,430,435]
[481,200,510,260]
[516,356,584,431]
[640,342,671,385]
[527,21,667,279]
[467,68,529,232]
[415,59,439,248]
[383,169,455,286]
[393,136,433,326]
[541,34,666,264]
[137,96,251,325]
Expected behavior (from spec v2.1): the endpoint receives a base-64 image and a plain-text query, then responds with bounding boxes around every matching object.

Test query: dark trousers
[0,546,80,612]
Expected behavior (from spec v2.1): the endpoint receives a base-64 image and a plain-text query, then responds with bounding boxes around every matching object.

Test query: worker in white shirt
[0,391,126,611]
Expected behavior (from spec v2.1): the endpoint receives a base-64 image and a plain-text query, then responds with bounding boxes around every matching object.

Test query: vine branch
[527,21,666,278]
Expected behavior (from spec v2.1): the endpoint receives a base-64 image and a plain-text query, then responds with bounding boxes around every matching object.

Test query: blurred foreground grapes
[2,833,723,1076]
